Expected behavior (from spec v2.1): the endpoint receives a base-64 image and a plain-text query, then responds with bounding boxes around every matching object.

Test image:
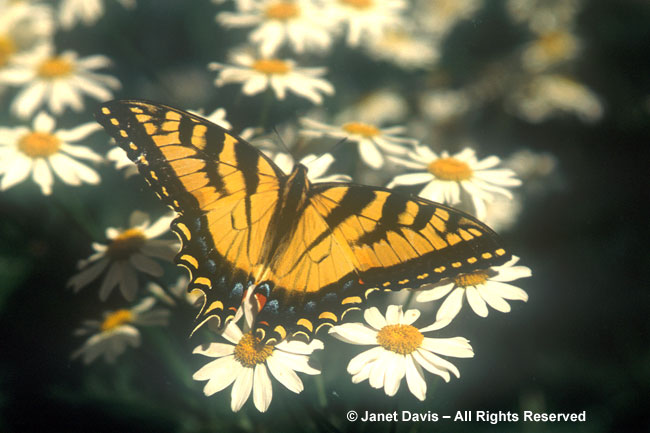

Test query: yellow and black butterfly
[95,100,511,344]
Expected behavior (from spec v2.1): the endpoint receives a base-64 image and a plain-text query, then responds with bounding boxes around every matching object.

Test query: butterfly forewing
[95,100,283,333]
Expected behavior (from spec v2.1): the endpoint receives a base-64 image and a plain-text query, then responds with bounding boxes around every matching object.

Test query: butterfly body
[95,100,511,344]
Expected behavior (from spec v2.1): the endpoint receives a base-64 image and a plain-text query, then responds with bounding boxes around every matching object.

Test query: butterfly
[95,100,511,344]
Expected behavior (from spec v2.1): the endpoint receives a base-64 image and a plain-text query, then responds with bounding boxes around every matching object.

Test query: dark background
[1,0,649,432]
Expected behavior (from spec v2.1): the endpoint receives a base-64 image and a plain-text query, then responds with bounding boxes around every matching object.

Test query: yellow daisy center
[106,228,147,260]
[252,59,291,75]
[454,270,489,288]
[0,36,16,67]
[538,30,574,59]
[342,122,380,137]
[376,324,423,355]
[233,332,274,367]
[265,2,300,20]
[101,309,134,331]
[18,132,61,158]
[340,0,373,9]
[37,56,74,79]
[427,157,473,181]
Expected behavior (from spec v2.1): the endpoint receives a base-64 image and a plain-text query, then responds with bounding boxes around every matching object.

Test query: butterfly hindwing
[95,100,284,332]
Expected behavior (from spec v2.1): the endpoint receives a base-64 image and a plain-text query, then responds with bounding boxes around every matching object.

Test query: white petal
[1,155,32,191]
[266,354,303,393]
[466,286,489,317]
[192,342,235,358]
[33,111,56,132]
[12,81,48,118]
[117,261,138,302]
[221,321,243,344]
[32,159,53,195]
[416,348,463,379]
[253,364,273,412]
[368,352,389,389]
[420,337,474,358]
[484,281,529,302]
[129,253,164,277]
[363,307,387,330]
[358,140,384,169]
[231,365,254,412]
[402,309,421,325]
[68,258,109,291]
[435,287,464,321]
[57,122,102,142]
[98,262,121,301]
[271,350,319,375]
[329,323,377,345]
[347,346,385,375]
[405,354,426,401]
[416,281,455,303]
[478,286,512,312]
[193,354,235,380]
[411,349,450,382]
[386,172,433,188]
[202,358,239,396]
[383,353,406,396]
[385,305,401,325]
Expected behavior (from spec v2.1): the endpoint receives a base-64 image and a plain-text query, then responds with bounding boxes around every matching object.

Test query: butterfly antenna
[272,126,293,156]
[306,136,349,171]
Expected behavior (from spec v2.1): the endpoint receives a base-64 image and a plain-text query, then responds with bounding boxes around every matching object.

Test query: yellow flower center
[376,324,423,355]
[252,59,291,75]
[37,56,74,79]
[233,332,274,367]
[265,2,300,20]
[106,228,147,260]
[18,132,61,158]
[340,0,373,9]
[454,270,489,288]
[0,36,16,67]
[342,122,380,137]
[427,157,473,181]
[100,309,133,331]
[538,30,574,59]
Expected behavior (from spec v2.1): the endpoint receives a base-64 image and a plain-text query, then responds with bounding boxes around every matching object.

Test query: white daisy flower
[329,305,473,401]
[269,152,352,183]
[363,28,439,70]
[67,210,179,302]
[218,0,336,57]
[522,29,580,72]
[209,50,334,105]
[59,0,136,29]
[327,0,407,47]
[509,74,603,123]
[72,297,169,364]
[387,146,521,220]
[193,321,323,412]
[0,111,102,195]
[417,255,531,321]
[0,0,54,69]
[0,45,121,118]
[300,118,417,169]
